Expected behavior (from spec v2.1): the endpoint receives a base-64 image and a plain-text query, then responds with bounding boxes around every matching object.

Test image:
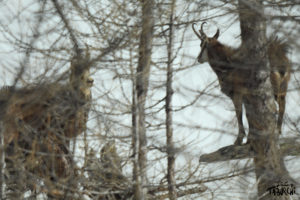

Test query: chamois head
[192,22,220,63]
[69,52,94,101]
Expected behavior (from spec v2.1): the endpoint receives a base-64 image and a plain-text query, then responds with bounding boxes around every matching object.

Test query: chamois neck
[207,41,235,64]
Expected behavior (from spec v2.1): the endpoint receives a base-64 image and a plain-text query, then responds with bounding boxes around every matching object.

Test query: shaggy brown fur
[0,55,93,198]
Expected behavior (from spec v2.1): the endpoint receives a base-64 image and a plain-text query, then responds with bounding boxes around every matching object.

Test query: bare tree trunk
[0,122,4,199]
[165,0,177,199]
[131,46,139,196]
[134,0,155,199]
[238,0,297,199]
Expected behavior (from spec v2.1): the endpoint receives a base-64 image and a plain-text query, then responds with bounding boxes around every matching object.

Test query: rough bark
[165,0,177,199]
[238,0,297,199]
[0,122,4,199]
[131,45,139,197]
[134,0,155,199]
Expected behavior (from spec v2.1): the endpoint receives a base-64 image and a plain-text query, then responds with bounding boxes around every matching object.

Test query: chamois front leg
[271,70,289,135]
[232,94,245,145]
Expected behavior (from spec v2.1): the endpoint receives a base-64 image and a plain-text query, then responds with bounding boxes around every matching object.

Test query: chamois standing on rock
[0,51,93,198]
[192,22,290,145]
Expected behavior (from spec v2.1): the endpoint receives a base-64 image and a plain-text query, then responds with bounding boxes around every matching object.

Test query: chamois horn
[200,22,207,36]
[192,23,202,39]
[213,28,220,39]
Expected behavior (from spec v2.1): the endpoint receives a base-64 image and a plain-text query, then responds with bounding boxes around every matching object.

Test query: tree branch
[51,0,80,55]
[200,137,300,163]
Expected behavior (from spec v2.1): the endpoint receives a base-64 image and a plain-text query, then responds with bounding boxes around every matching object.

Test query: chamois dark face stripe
[198,39,208,60]
[199,43,206,59]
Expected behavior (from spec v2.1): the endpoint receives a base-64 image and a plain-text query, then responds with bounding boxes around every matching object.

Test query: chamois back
[268,36,291,76]
[2,82,91,144]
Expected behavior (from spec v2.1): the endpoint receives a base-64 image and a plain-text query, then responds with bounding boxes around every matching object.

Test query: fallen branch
[152,186,207,200]
[200,137,300,163]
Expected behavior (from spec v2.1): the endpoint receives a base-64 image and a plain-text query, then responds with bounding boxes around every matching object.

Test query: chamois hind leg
[277,95,285,135]
[232,94,245,145]
[270,71,282,134]
[277,80,288,135]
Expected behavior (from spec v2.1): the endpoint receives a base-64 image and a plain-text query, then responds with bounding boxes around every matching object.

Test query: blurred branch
[271,15,300,22]
[153,186,207,200]
[12,0,46,87]
[51,0,80,55]
[200,137,300,162]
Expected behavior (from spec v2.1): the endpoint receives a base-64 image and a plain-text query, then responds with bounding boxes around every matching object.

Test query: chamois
[86,142,128,199]
[192,22,290,145]
[0,51,93,198]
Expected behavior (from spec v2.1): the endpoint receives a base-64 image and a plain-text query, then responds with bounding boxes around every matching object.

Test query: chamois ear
[213,29,220,39]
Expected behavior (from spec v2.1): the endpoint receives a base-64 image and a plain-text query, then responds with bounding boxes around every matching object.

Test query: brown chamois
[192,22,290,145]
[0,51,93,197]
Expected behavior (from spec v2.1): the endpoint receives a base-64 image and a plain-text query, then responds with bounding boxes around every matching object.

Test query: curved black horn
[192,23,202,39]
[200,22,207,35]
[213,28,220,39]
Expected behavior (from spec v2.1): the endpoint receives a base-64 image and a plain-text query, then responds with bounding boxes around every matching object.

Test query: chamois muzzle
[87,77,94,86]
